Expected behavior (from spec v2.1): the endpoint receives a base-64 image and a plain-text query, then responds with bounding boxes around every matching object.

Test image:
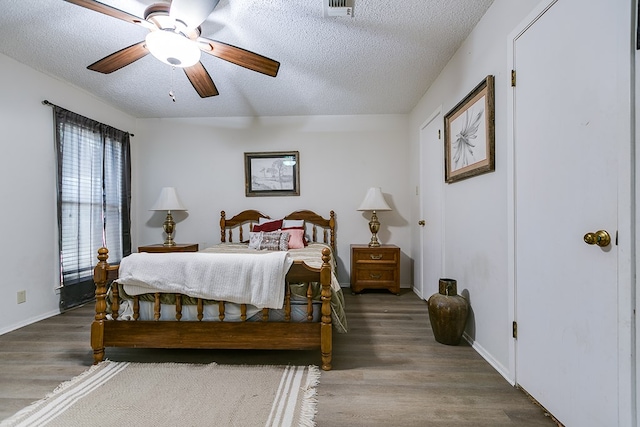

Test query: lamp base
[163,211,176,246]
[368,238,381,247]
[368,211,382,247]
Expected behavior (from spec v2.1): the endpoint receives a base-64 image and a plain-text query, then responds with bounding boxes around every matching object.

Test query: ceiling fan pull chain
[169,66,176,102]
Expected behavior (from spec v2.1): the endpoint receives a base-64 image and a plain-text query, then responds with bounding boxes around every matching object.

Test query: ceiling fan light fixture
[145,30,201,68]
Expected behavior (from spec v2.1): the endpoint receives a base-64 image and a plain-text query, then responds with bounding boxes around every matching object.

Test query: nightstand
[350,244,400,295]
[138,243,199,253]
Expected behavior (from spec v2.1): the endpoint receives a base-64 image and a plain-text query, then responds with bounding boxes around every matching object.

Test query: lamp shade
[357,187,391,211]
[150,187,187,211]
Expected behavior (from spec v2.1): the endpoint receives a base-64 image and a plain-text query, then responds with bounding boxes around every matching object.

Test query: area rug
[1,361,319,427]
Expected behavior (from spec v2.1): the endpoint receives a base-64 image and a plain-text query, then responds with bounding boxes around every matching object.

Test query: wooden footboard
[91,247,334,370]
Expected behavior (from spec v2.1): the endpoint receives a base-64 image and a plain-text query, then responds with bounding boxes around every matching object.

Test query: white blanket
[117,251,294,309]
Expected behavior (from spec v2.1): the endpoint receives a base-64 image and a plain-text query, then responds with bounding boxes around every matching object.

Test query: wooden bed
[91,209,338,371]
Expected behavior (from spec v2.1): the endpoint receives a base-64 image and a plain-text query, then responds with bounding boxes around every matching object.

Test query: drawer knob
[369,273,382,279]
[370,254,383,260]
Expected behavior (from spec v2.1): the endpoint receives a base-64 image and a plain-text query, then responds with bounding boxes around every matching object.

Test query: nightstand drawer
[353,267,397,282]
[352,248,398,263]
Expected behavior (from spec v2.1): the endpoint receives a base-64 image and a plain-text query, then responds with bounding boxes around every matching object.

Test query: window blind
[53,106,131,309]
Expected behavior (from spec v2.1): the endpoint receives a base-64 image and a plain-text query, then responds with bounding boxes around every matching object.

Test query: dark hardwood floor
[0,290,557,426]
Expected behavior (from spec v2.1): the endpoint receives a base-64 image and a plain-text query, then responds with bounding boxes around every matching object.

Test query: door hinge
[512,321,518,339]
[438,129,441,139]
[511,70,516,87]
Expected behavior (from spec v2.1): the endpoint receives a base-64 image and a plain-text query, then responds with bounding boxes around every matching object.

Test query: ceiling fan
[64,0,280,97]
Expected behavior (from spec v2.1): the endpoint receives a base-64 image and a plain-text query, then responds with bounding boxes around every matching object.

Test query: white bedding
[117,250,293,309]
[112,243,348,333]
[115,297,321,323]
[200,242,341,293]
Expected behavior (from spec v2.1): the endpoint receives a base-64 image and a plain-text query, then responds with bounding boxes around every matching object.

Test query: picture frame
[444,75,495,183]
[244,151,300,197]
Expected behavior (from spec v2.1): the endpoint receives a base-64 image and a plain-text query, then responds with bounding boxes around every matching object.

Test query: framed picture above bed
[444,75,495,183]
[244,151,300,197]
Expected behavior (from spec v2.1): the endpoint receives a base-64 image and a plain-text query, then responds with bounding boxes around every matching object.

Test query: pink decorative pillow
[282,227,306,249]
[253,219,283,232]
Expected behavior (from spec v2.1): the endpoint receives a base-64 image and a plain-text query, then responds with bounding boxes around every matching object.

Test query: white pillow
[248,231,262,249]
[258,217,281,225]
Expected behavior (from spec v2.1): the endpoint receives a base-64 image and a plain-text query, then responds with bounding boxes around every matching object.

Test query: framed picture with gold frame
[444,75,495,183]
[244,151,300,197]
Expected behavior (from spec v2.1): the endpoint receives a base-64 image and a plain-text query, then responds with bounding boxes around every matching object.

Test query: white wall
[409,0,540,381]
[0,53,136,334]
[0,52,411,334]
[132,115,412,285]
[0,0,548,390]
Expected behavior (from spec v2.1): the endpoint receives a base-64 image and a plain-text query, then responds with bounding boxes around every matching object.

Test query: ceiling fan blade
[183,62,219,97]
[199,38,280,77]
[87,41,149,74]
[63,0,154,30]
[170,0,220,29]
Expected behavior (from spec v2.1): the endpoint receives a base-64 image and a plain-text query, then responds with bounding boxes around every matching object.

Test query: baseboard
[402,288,514,385]
[463,332,515,386]
[418,290,514,386]
[0,309,61,336]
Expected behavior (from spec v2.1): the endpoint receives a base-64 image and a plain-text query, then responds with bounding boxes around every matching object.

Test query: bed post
[329,210,336,251]
[320,247,333,371]
[220,211,227,243]
[91,247,109,364]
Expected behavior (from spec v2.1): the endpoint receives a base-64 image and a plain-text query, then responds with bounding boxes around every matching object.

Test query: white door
[418,111,443,300]
[512,0,630,425]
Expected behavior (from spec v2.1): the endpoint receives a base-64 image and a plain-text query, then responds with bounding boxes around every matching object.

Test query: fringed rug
[1,361,319,427]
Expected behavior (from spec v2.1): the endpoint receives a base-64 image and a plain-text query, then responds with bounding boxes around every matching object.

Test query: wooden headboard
[220,210,336,251]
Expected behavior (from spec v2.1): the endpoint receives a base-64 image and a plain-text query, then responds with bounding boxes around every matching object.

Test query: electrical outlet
[17,290,26,304]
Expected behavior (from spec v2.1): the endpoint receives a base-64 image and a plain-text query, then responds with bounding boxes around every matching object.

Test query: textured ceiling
[0,0,494,118]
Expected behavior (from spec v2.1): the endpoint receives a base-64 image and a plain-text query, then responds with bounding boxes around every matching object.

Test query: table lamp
[150,187,187,246]
[357,187,392,247]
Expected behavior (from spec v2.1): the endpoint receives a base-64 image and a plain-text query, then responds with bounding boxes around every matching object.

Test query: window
[53,106,131,310]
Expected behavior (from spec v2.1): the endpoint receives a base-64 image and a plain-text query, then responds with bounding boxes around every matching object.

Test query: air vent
[323,0,353,17]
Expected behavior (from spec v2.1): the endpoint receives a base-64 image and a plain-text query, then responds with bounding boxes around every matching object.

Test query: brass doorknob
[583,230,611,247]
[418,220,425,226]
